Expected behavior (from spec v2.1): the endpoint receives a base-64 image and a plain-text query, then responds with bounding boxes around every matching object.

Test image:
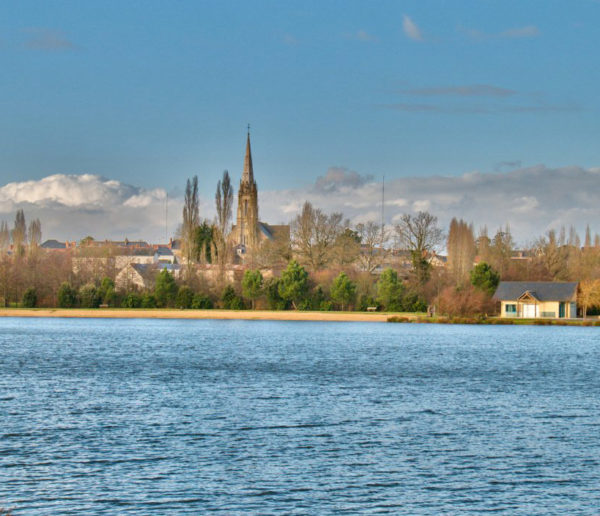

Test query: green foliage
[401,291,427,312]
[141,294,157,308]
[358,294,379,311]
[411,251,431,286]
[79,283,101,308]
[319,300,333,311]
[176,286,194,309]
[264,278,287,310]
[154,268,178,307]
[191,293,214,309]
[376,268,405,311]
[330,272,357,310]
[193,221,214,263]
[278,260,309,309]
[122,292,143,308]
[221,285,246,310]
[98,277,116,305]
[470,262,500,296]
[22,287,37,308]
[57,282,77,308]
[311,285,327,311]
[242,269,263,308]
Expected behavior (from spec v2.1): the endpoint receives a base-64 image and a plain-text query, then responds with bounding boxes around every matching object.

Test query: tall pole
[165,192,168,243]
[381,175,385,245]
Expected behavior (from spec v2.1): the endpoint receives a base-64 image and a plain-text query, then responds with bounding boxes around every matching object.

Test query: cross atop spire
[242,126,254,185]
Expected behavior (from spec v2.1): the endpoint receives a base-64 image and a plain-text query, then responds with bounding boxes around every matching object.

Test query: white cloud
[0,174,183,242]
[3,165,600,247]
[402,15,423,41]
[259,165,600,245]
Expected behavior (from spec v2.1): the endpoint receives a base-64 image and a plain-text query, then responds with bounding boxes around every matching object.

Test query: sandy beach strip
[0,308,395,323]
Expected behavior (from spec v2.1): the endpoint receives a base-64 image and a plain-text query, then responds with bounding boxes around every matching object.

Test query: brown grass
[0,308,391,323]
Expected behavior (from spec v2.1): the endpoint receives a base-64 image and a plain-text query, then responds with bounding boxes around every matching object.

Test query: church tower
[234,128,259,252]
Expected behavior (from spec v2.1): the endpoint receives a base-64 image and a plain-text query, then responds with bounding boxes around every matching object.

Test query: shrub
[176,286,194,309]
[79,284,101,308]
[191,293,213,309]
[388,316,410,323]
[221,285,245,310]
[22,287,37,308]
[141,294,157,308]
[121,293,142,308]
[57,282,77,308]
[435,284,493,317]
[319,300,333,311]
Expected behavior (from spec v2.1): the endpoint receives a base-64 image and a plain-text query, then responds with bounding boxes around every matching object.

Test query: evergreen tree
[376,268,405,312]
[176,286,194,309]
[278,260,309,309]
[470,262,500,296]
[57,282,77,308]
[242,269,263,309]
[330,272,357,310]
[154,269,178,307]
[22,287,37,308]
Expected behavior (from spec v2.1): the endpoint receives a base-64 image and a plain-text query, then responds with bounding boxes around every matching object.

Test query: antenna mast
[381,175,385,244]
[165,192,168,243]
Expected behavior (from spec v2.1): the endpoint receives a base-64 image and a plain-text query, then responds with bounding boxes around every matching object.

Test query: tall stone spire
[234,125,259,254]
[242,125,254,185]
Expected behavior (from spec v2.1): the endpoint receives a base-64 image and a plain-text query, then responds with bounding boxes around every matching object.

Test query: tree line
[4,173,600,316]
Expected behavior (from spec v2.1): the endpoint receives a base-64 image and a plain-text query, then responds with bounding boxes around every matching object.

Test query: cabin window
[506,304,517,314]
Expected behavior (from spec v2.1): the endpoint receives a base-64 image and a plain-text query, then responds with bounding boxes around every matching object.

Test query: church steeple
[234,125,259,254]
[242,125,254,185]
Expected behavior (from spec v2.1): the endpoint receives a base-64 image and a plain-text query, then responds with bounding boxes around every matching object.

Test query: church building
[231,130,290,259]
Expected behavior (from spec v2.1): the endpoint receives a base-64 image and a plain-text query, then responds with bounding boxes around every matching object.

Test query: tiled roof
[493,281,578,302]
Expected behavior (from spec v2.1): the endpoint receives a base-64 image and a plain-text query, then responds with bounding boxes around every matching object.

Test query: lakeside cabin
[494,281,579,319]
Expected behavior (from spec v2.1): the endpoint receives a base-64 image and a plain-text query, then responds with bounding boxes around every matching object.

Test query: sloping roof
[155,246,173,256]
[494,282,578,302]
[258,222,273,239]
[41,239,66,249]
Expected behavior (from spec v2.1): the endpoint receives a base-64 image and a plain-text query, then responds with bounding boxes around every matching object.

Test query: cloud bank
[259,165,600,245]
[2,166,600,246]
[0,174,182,242]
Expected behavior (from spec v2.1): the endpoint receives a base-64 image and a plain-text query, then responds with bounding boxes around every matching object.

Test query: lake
[1,318,599,514]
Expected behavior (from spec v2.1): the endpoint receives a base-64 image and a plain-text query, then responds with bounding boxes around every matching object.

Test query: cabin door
[559,302,566,318]
[522,304,537,318]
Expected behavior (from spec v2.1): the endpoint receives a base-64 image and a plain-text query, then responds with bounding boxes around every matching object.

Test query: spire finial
[247,123,250,136]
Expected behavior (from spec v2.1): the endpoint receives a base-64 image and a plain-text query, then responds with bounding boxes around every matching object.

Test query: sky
[1,0,599,244]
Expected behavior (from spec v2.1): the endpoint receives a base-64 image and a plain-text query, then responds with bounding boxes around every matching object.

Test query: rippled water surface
[1,318,599,514]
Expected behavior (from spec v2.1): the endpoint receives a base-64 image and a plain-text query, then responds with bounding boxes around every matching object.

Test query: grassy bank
[387,315,600,326]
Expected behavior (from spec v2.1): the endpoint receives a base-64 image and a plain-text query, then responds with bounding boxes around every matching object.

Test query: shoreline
[0,308,394,323]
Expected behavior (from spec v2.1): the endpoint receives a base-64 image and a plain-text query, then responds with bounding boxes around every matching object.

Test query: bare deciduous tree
[12,210,27,257]
[291,201,344,271]
[214,170,234,265]
[355,221,386,273]
[182,176,200,271]
[395,211,443,286]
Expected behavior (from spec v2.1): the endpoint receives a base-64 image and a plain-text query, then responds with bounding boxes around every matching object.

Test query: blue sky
[1,1,599,241]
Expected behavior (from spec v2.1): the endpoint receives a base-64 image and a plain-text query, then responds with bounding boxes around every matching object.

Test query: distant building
[230,130,290,260]
[494,281,579,319]
[41,239,76,250]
